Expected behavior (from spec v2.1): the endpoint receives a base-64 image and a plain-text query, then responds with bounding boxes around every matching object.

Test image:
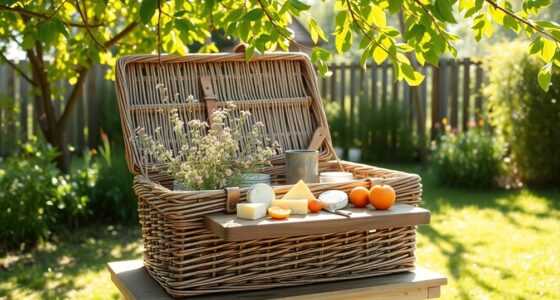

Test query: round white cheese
[318,190,348,212]
[246,183,275,208]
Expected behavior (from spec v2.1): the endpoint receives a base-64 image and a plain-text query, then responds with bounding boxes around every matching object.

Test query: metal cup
[285,149,319,184]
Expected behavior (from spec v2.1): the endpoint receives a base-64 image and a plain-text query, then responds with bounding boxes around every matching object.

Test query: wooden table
[107,260,447,300]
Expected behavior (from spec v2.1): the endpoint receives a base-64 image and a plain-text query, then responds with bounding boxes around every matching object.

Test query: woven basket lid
[115,53,335,175]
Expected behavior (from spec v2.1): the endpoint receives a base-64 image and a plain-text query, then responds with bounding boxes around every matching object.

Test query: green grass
[1,164,559,299]
[0,225,142,299]
[376,163,560,299]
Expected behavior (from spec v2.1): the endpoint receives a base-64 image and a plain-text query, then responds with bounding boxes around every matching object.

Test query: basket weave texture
[115,53,423,298]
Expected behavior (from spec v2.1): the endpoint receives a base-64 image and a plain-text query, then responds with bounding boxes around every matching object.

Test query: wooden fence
[0,63,113,156]
[317,58,485,160]
[0,58,485,158]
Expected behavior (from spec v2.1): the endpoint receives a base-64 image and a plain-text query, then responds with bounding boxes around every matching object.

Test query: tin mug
[285,149,319,184]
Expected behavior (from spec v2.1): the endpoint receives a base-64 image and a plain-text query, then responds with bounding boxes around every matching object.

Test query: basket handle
[308,127,345,172]
[225,187,241,213]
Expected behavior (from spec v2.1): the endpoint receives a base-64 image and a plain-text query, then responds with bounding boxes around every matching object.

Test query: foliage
[357,98,417,162]
[323,97,417,162]
[87,132,136,224]
[136,84,279,190]
[0,0,559,170]
[0,138,96,253]
[485,41,560,187]
[432,125,504,188]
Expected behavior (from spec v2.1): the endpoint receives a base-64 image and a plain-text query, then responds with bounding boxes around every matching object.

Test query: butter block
[282,180,315,201]
[271,199,308,215]
[236,203,267,220]
[247,183,275,208]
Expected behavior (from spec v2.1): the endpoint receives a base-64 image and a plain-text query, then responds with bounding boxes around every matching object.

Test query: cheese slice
[318,190,348,213]
[282,180,315,200]
[237,203,267,220]
[271,199,308,215]
[247,183,275,208]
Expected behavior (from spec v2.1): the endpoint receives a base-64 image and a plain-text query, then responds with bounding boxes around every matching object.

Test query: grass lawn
[1,163,559,299]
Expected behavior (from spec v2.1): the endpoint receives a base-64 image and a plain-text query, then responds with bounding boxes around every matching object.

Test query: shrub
[323,95,417,162]
[432,127,504,188]
[485,41,560,187]
[87,132,137,224]
[0,138,96,252]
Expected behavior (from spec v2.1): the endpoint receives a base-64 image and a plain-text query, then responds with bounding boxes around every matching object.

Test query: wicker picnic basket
[115,51,423,298]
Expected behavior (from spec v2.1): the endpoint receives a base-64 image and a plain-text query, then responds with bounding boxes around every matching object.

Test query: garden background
[1,0,559,299]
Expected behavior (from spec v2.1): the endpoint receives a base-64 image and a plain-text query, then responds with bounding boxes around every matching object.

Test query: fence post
[340,63,348,159]
[88,66,99,149]
[330,64,337,102]
[474,63,483,124]
[431,65,440,141]
[450,60,459,128]
[462,58,471,130]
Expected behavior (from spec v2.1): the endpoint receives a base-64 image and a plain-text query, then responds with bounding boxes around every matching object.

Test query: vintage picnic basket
[115,51,424,298]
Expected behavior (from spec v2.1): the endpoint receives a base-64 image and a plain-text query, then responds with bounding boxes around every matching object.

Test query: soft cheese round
[246,183,275,208]
[318,190,349,212]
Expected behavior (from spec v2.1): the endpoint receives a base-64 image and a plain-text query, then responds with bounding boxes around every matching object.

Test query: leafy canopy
[0,0,559,90]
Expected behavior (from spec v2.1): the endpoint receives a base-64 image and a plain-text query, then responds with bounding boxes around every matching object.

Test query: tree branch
[345,0,402,63]
[485,0,560,44]
[256,0,312,51]
[37,0,69,26]
[0,52,37,86]
[104,21,138,48]
[56,66,89,133]
[0,3,104,27]
[26,47,57,136]
[75,0,106,51]
[57,21,138,132]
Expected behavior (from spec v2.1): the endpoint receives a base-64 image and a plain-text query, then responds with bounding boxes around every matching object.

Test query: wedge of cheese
[236,203,267,220]
[271,199,308,215]
[282,180,315,201]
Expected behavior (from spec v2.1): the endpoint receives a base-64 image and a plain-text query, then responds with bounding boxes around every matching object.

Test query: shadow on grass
[375,162,560,299]
[0,224,142,298]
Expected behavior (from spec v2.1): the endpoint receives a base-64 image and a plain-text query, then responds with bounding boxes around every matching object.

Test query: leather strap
[307,127,328,150]
[200,76,218,124]
[367,177,385,187]
[225,187,241,214]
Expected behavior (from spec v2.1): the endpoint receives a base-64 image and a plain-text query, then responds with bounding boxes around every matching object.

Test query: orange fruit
[369,185,396,210]
[268,206,291,219]
[308,198,323,213]
[349,186,370,208]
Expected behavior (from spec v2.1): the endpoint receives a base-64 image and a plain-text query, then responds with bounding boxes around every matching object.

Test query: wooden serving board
[204,203,430,242]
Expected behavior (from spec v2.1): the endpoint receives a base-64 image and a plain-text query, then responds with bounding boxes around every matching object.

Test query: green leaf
[21,30,35,50]
[529,36,543,55]
[541,38,556,62]
[388,0,403,14]
[52,18,69,39]
[373,45,388,64]
[245,45,255,61]
[37,21,58,43]
[224,8,244,23]
[401,64,425,86]
[203,0,215,14]
[537,63,552,91]
[238,21,251,41]
[335,10,348,30]
[244,8,263,21]
[372,6,386,27]
[139,0,157,24]
[435,0,456,23]
[308,18,327,44]
[291,0,311,11]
